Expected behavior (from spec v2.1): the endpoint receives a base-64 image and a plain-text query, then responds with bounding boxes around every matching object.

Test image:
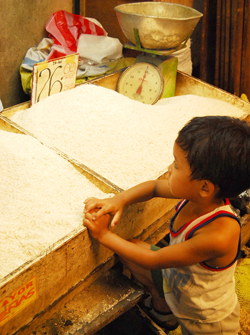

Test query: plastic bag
[77,34,123,76]
[21,38,54,71]
[77,34,123,64]
[45,10,107,60]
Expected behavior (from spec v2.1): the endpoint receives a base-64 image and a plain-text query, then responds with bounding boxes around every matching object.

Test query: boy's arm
[84,213,240,270]
[84,179,178,227]
[83,224,209,270]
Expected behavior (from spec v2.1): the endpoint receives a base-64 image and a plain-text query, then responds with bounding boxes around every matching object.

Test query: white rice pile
[11,84,245,190]
[0,130,109,279]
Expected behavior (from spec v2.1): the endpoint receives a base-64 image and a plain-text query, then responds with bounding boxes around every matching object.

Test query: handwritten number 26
[37,66,63,102]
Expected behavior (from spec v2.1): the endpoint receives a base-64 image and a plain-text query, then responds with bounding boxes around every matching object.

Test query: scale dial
[117,62,164,104]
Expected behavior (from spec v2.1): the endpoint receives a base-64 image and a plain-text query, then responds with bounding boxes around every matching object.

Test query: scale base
[124,41,187,56]
[123,28,191,57]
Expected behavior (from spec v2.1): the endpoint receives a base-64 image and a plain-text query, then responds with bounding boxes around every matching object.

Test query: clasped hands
[83,196,124,240]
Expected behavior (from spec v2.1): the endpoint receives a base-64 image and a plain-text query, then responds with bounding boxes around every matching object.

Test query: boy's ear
[200,180,215,197]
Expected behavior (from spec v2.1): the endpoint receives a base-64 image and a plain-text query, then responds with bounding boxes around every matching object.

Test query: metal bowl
[114,2,203,50]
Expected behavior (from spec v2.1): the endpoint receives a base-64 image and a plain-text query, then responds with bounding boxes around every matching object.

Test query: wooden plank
[27,270,145,335]
[229,0,238,94]
[223,0,231,92]
[80,0,86,16]
[219,1,226,89]
[214,0,222,87]
[240,0,250,99]
[233,0,244,96]
[0,101,31,118]
[199,0,209,82]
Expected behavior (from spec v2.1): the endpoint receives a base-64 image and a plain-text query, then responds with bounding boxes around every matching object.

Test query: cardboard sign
[31,53,79,105]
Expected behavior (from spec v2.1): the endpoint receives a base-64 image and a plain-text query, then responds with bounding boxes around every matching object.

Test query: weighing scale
[117,62,164,105]
[116,28,190,104]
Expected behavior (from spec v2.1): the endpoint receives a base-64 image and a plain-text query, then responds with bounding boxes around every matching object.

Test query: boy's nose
[167,163,173,173]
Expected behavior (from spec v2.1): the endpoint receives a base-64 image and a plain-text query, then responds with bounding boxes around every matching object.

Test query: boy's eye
[174,161,178,168]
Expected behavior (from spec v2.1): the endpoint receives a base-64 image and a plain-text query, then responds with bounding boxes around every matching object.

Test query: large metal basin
[114,2,203,50]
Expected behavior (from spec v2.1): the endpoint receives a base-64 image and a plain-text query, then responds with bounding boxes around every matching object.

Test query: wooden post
[80,0,86,16]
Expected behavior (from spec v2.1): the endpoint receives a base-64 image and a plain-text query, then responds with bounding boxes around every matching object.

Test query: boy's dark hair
[176,116,250,215]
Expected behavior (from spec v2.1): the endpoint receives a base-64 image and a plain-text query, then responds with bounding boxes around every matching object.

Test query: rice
[11,84,245,190]
[0,130,109,279]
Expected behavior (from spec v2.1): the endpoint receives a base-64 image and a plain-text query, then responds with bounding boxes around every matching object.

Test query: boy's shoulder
[192,215,240,258]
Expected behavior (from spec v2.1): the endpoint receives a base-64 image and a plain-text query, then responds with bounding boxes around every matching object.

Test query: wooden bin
[0,70,250,335]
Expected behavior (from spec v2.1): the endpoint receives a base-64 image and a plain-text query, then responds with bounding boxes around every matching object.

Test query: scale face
[117,62,164,104]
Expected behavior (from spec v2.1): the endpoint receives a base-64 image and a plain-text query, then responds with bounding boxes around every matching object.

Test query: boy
[84,116,250,334]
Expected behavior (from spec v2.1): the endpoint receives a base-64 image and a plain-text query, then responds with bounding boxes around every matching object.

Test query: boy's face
[167,141,203,200]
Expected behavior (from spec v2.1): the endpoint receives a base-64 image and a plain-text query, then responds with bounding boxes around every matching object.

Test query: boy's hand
[84,208,111,240]
[83,196,124,228]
